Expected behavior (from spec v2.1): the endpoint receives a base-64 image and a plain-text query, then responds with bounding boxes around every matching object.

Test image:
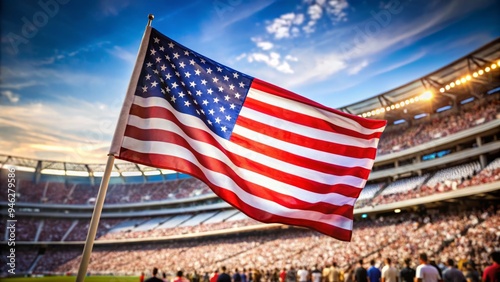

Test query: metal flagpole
[75,14,154,282]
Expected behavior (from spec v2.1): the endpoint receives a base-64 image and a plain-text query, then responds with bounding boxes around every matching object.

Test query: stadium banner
[110,26,387,241]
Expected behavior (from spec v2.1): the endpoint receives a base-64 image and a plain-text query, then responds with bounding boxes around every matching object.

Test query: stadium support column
[34,160,42,184]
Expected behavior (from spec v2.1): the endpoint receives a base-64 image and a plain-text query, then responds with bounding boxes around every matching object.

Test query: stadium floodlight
[414,96,420,102]
[2,165,36,172]
[473,72,478,77]
[121,171,143,177]
[380,107,385,113]
[93,171,120,177]
[66,171,90,177]
[410,98,415,103]
[41,169,66,175]
[395,103,400,109]
[460,78,466,83]
[492,64,497,69]
[466,75,471,80]
[421,91,433,100]
[450,82,455,87]
[485,67,491,72]
[445,85,450,90]
[405,100,410,105]
[400,101,405,107]
[440,88,445,93]
[362,113,367,117]
[390,104,395,109]
[386,106,391,111]
[456,80,461,85]
[366,112,371,117]
[478,69,484,75]
[394,209,401,213]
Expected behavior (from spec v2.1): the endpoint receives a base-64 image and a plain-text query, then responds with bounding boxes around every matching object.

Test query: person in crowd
[415,253,442,282]
[429,260,443,280]
[280,268,287,282]
[355,260,368,282]
[482,251,500,282]
[382,258,399,282]
[233,268,242,282]
[145,267,164,282]
[298,266,309,282]
[400,258,416,282]
[272,268,280,282]
[312,265,322,282]
[331,262,341,282]
[211,270,219,282]
[218,266,232,282]
[162,272,168,282]
[242,269,248,282]
[140,272,145,282]
[344,266,354,282]
[462,262,479,282]
[174,270,189,282]
[442,258,465,282]
[368,260,381,282]
[192,271,201,282]
[323,264,332,282]
[286,266,297,282]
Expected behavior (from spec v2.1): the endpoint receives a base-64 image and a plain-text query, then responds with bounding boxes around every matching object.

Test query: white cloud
[235,53,247,61]
[0,90,20,103]
[266,13,304,39]
[247,52,294,74]
[348,60,369,75]
[108,45,136,65]
[308,4,323,21]
[0,80,40,90]
[257,41,274,51]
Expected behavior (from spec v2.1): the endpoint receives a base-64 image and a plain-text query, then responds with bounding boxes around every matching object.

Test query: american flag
[111,27,386,241]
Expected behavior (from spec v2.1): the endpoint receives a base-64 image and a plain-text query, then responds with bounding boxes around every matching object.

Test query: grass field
[4,276,139,282]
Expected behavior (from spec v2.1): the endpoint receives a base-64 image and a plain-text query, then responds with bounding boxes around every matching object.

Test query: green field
[3,276,139,282]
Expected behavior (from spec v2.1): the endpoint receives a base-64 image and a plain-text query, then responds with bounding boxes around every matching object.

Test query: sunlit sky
[1,0,499,164]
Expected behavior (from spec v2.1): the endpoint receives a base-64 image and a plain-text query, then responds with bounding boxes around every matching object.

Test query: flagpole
[75,14,154,282]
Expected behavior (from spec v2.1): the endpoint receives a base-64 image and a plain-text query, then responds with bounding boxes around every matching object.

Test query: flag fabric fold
[111,27,387,241]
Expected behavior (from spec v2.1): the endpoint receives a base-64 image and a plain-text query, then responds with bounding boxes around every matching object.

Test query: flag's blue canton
[134,28,254,140]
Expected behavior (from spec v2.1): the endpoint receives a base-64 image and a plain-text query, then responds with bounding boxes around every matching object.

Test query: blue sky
[1,0,499,163]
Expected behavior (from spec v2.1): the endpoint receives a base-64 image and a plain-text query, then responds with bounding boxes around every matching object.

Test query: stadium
[1,31,499,280]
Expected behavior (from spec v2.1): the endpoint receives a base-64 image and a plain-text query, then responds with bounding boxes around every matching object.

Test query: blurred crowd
[2,206,497,280]
[377,98,500,155]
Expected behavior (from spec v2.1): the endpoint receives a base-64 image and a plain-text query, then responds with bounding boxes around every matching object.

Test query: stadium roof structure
[339,37,500,124]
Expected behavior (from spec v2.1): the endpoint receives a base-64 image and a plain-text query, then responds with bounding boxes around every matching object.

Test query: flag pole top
[147,14,154,26]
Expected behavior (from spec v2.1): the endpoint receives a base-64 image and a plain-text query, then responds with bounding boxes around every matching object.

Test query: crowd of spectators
[5,177,213,205]
[357,158,499,208]
[377,97,500,155]
[11,206,496,279]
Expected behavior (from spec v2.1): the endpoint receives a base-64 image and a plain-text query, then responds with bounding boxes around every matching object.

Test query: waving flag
[110,27,386,241]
